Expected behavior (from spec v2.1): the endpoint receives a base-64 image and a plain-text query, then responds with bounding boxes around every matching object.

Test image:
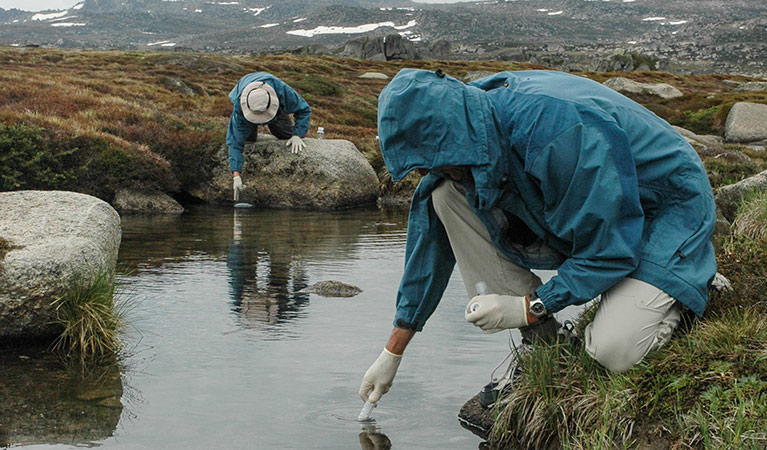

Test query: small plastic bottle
[357,400,376,421]
[471,281,488,312]
[317,127,325,139]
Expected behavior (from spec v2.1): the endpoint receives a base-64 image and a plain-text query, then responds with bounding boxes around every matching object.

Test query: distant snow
[548,10,563,15]
[260,23,280,28]
[51,22,86,27]
[246,7,268,16]
[195,9,202,13]
[293,18,307,23]
[642,17,666,21]
[162,43,176,47]
[537,9,548,12]
[210,1,239,4]
[623,0,636,3]
[148,40,173,46]
[667,20,688,25]
[73,2,84,9]
[287,20,417,38]
[32,11,68,21]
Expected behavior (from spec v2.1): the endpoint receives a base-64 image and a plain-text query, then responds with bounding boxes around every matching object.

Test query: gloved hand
[359,349,402,404]
[286,135,305,154]
[233,175,244,201]
[465,294,529,332]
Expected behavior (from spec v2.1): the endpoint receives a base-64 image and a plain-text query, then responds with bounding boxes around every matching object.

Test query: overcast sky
[1,0,475,12]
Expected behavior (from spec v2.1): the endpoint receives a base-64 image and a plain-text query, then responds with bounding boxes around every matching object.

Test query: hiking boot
[478,338,532,409]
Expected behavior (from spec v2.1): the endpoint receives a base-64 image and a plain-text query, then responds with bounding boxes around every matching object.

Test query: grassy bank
[488,229,767,448]
[1,47,766,201]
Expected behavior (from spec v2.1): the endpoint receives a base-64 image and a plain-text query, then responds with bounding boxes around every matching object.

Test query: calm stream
[1,205,564,450]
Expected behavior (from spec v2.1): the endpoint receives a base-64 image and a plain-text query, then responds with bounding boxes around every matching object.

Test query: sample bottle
[317,127,325,139]
[357,400,376,421]
[471,281,487,312]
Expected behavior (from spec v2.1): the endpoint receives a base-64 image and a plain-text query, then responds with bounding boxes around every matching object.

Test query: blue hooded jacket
[378,69,716,331]
[226,72,312,172]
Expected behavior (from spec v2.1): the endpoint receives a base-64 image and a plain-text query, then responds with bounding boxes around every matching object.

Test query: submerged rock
[0,191,121,342]
[458,393,494,440]
[300,280,362,297]
[112,188,184,214]
[201,135,379,210]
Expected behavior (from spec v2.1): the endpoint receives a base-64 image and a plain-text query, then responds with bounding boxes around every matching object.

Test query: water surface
[3,205,565,449]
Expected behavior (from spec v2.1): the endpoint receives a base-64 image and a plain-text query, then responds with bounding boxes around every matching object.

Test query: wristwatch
[528,292,548,318]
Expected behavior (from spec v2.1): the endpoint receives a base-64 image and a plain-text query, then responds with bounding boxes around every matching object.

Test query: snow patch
[642,17,666,22]
[260,23,280,28]
[32,11,68,21]
[148,40,173,46]
[73,2,84,9]
[287,20,417,38]
[246,7,268,16]
[548,10,563,15]
[51,22,86,27]
[293,18,307,23]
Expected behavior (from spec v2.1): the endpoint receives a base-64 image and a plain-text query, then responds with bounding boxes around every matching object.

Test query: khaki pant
[431,180,681,372]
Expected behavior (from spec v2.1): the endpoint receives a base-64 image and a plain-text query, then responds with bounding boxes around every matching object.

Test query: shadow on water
[0,346,123,448]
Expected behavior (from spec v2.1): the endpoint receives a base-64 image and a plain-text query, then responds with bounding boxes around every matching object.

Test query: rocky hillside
[1,0,765,76]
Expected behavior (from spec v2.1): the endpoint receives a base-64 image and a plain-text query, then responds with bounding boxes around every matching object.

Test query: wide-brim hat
[240,81,279,124]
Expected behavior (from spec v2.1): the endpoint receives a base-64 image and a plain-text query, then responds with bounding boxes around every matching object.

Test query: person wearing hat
[226,72,312,200]
[358,68,717,408]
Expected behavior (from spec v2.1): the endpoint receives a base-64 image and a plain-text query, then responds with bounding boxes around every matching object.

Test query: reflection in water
[359,423,392,450]
[228,210,310,329]
[0,346,123,447]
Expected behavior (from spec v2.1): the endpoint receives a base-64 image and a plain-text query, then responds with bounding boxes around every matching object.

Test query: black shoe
[478,338,531,409]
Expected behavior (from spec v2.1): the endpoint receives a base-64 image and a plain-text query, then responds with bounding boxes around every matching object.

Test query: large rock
[733,81,767,92]
[203,136,379,210]
[714,170,767,221]
[112,188,184,214]
[0,191,121,341]
[340,34,418,61]
[725,102,767,143]
[672,126,724,151]
[603,77,683,99]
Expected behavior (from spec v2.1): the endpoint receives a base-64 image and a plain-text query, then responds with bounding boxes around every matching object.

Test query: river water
[1,205,562,450]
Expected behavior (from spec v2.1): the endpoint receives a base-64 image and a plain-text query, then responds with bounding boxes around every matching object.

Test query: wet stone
[300,280,362,297]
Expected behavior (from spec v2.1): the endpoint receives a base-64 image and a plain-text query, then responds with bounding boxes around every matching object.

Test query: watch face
[530,301,546,316]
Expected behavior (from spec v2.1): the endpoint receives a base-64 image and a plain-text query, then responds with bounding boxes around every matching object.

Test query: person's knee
[584,327,642,373]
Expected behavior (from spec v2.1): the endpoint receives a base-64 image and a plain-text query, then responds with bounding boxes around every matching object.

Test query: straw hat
[239,81,279,124]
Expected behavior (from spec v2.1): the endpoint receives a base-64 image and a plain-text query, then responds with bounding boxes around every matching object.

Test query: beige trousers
[431,180,681,372]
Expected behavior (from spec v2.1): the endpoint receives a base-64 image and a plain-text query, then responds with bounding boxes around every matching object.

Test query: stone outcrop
[0,191,121,341]
[340,34,418,61]
[714,170,767,221]
[201,135,379,210]
[603,77,683,99]
[112,188,184,214]
[358,72,389,79]
[672,126,724,152]
[724,102,767,143]
[733,81,767,92]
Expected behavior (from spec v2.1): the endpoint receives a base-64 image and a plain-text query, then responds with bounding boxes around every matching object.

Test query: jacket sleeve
[393,176,456,331]
[275,82,311,138]
[530,120,645,312]
[226,109,255,172]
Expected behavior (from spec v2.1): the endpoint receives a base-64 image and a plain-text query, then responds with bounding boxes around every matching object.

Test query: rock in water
[300,280,362,297]
[112,188,184,214]
[0,191,121,342]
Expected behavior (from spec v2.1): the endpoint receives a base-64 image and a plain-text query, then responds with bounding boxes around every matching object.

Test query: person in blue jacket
[226,72,311,201]
[359,68,717,407]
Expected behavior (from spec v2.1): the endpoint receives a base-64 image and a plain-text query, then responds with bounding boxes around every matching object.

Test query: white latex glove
[359,349,402,404]
[233,175,244,201]
[465,294,529,332]
[286,135,305,154]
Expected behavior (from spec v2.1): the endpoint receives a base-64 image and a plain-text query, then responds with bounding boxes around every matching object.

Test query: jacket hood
[378,70,506,207]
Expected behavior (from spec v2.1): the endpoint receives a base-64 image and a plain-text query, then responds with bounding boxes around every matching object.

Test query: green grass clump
[50,270,127,363]
[732,190,767,240]
[490,230,767,449]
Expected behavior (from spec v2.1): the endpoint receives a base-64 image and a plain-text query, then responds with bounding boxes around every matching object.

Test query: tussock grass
[51,270,129,363]
[732,190,767,240]
[491,202,767,449]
